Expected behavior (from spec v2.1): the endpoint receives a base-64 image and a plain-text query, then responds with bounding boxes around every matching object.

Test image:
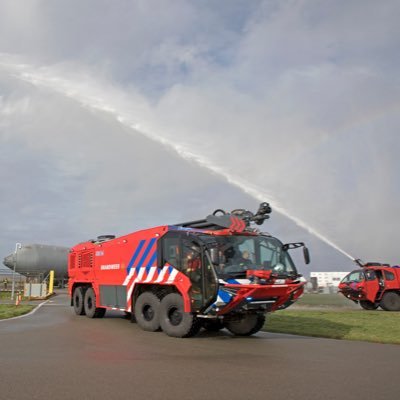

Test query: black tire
[84,287,106,318]
[134,292,161,332]
[159,293,201,338]
[380,292,400,311]
[359,300,379,310]
[224,314,266,336]
[202,319,224,332]
[73,287,85,316]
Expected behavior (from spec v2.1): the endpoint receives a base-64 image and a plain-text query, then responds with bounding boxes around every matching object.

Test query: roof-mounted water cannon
[175,202,272,232]
[231,202,272,225]
[254,202,272,225]
[354,258,365,268]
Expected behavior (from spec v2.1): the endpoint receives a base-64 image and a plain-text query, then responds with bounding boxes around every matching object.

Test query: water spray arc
[0,56,354,261]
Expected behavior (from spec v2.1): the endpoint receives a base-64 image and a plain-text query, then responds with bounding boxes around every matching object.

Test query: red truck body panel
[69,225,194,311]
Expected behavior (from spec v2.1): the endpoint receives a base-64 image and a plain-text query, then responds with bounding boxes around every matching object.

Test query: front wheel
[159,293,201,338]
[359,300,379,310]
[380,292,400,311]
[224,314,266,336]
[84,287,106,318]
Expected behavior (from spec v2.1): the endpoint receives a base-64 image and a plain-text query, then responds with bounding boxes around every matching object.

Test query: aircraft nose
[3,254,15,268]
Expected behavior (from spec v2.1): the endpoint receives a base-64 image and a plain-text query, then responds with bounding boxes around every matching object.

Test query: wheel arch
[381,289,400,298]
[131,284,179,307]
[131,283,197,313]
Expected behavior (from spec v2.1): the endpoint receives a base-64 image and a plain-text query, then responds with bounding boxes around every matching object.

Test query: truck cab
[161,229,307,315]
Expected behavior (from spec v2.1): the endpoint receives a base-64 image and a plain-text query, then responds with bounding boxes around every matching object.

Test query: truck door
[161,232,218,311]
[363,269,380,303]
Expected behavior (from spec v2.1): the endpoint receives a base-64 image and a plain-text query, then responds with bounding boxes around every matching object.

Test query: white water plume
[0,56,355,261]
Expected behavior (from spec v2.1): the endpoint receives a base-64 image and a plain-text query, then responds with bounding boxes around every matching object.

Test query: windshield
[341,270,364,283]
[202,234,297,278]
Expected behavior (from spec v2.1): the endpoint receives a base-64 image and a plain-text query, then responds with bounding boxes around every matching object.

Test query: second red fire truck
[338,260,400,311]
[68,203,310,337]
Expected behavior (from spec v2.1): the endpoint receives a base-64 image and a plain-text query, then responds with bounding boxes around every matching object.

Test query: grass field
[0,304,35,320]
[0,291,12,300]
[295,293,358,308]
[265,310,400,344]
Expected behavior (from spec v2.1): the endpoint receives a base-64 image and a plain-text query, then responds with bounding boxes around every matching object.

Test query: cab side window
[182,239,201,283]
[384,270,395,281]
[348,271,362,282]
[162,236,180,269]
[365,270,377,281]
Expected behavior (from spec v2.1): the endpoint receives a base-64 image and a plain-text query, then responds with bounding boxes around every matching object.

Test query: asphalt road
[1,292,399,400]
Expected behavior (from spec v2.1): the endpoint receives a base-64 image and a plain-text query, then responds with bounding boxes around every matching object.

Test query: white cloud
[1,0,399,270]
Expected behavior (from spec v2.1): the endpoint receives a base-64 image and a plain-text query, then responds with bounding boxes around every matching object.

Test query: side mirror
[303,246,310,265]
[209,248,220,265]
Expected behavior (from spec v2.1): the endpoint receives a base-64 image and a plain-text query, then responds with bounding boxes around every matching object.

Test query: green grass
[0,304,35,319]
[265,310,400,344]
[295,293,358,308]
[0,291,12,300]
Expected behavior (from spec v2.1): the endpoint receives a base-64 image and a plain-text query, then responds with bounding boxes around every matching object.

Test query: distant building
[310,271,349,292]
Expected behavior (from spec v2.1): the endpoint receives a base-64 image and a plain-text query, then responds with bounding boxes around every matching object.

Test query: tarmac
[1,291,399,400]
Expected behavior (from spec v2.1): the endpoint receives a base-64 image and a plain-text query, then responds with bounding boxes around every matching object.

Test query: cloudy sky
[1,0,399,275]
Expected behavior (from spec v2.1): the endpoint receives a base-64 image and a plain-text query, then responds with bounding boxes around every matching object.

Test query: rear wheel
[224,314,266,336]
[134,292,161,332]
[359,300,379,310]
[159,293,201,338]
[84,287,106,318]
[73,287,85,316]
[380,292,400,311]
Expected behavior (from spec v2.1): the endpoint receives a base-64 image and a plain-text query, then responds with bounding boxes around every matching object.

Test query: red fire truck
[68,203,310,337]
[338,260,400,311]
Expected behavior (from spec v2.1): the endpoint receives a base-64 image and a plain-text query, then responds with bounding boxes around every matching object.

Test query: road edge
[0,299,50,322]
